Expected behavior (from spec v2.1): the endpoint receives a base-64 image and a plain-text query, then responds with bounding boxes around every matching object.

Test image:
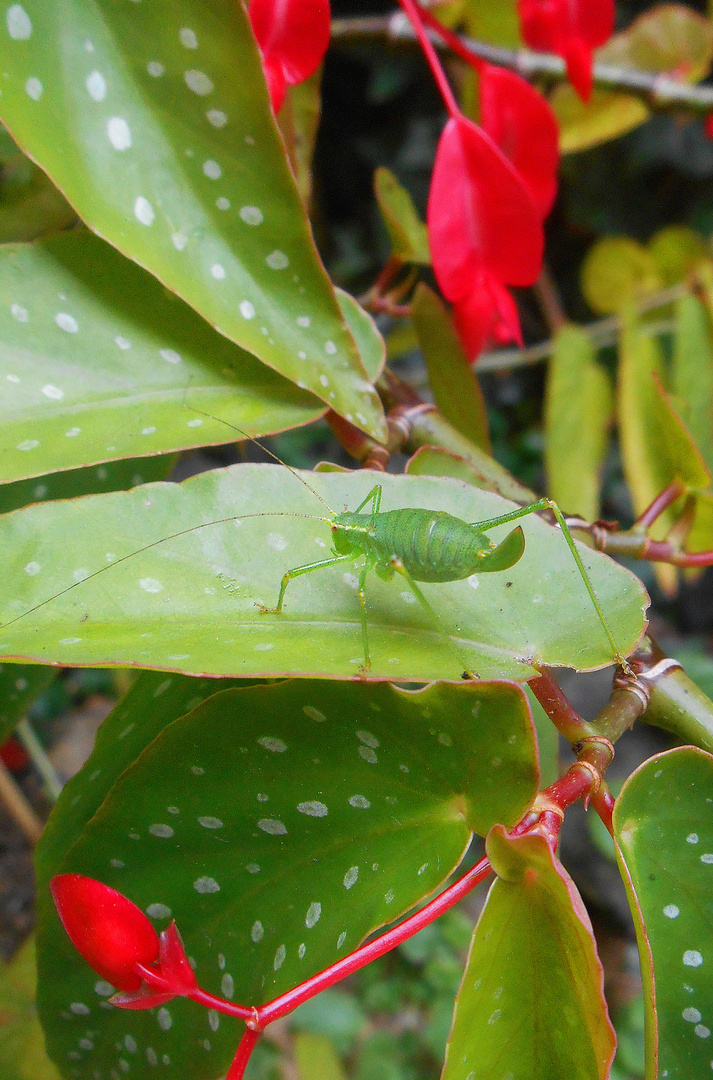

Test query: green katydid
[0,414,637,680]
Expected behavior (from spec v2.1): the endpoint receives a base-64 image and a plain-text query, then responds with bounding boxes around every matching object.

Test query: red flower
[517,0,614,101]
[51,875,160,992]
[249,0,331,114]
[50,875,196,1008]
[427,114,544,360]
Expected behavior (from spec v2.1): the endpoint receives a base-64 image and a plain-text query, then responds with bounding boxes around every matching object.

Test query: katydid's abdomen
[332,508,526,582]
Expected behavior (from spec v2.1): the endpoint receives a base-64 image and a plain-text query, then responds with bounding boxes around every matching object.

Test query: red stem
[226,1027,261,1080]
[418,6,484,74]
[396,0,461,118]
[634,479,686,530]
[529,669,593,743]
[184,855,492,1026]
[592,785,615,834]
[643,540,713,567]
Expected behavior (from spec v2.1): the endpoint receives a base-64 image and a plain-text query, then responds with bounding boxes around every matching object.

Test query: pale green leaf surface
[0,231,325,484]
[614,747,713,1080]
[38,679,538,1080]
[0,0,384,435]
[553,5,713,153]
[0,466,648,681]
[411,285,490,452]
[442,828,615,1080]
[545,324,612,519]
[374,168,430,265]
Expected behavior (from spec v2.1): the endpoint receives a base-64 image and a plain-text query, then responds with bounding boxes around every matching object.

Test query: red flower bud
[249,0,331,114]
[50,875,160,992]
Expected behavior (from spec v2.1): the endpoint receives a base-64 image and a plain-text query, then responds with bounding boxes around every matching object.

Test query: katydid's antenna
[182,394,338,517]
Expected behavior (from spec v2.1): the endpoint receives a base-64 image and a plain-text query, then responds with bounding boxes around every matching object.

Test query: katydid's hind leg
[353,485,383,517]
[478,497,630,671]
[391,559,479,680]
[256,554,354,614]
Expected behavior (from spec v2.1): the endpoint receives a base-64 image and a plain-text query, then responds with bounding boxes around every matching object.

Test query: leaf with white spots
[0,466,648,681]
[0,1,385,435]
[442,828,616,1080]
[0,660,56,743]
[0,231,326,484]
[614,747,713,1079]
[0,450,177,517]
[36,670,251,889]
[37,678,538,1080]
[0,123,75,243]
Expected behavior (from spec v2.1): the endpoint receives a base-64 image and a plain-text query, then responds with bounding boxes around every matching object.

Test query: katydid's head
[50,875,196,1008]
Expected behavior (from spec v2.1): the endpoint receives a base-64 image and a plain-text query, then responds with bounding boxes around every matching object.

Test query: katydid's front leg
[256,554,354,615]
[477,497,630,671]
[353,485,383,517]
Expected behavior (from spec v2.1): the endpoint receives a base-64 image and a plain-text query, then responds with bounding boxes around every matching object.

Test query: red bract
[112,922,197,1009]
[517,0,614,101]
[427,115,544,360]
[249,0,331,114]
[50,875,160,992]
[479,64,559,219]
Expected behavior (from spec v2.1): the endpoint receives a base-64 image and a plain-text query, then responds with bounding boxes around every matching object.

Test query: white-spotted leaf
[38,679,538,1080]
[0,0,385,436]
[0,466,648,681]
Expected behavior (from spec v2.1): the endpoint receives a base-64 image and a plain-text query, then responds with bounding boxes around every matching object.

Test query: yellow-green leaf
[672,294,713,477]
[0,940,60,1080]
[294,1034,347,1080]
[374,168,430,265]
[411,284,490,451]
[545,324,613,519]
[553,5,713,154]
[581,238,661,316]
[649,226,709,288]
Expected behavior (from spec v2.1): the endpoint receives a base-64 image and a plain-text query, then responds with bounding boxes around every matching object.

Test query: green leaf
[0,126,75,243]
[614,747,713,1080]
[0,454,177,516]
[38,679,538,1080]
[618,313,711,540]
[463,0,521,49]
[276,68,322,208]
[0,0,385,436]
[545,324,613,519]
[0,939,61,1080]
[294,1034,346,1080]
[35,670,248,887]
[0,661,56,742]
[0,230,326,484]
[581,239,661,317]
[411,285,490,452]
[553,5,713,154]
[374,169,430,265]
[0,465,648,681]
[443,828,615,1080]
[335,289,385,384]
[649,226,709,289]
[672,294,713,477]
[406,445,536,505]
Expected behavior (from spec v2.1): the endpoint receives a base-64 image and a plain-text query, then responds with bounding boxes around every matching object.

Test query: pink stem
[634,479,686,530]
[396,0,461,118]
[226,1027,261,1080]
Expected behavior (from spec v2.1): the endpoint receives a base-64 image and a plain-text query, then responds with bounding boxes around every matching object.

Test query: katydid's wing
[473,526,526,573]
